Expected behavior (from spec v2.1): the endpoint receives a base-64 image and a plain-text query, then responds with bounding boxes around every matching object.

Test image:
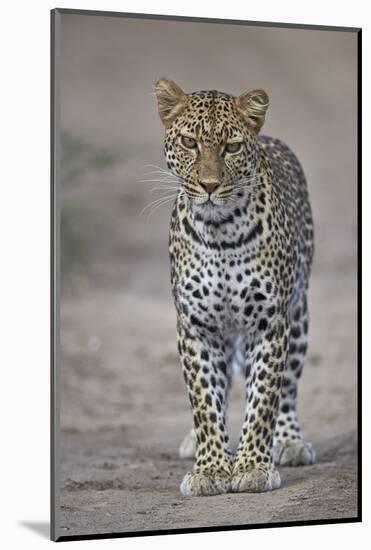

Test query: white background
[1,0,367,548]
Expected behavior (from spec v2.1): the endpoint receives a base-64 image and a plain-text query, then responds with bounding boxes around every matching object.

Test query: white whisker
[142,164,174,176]
[142,169,177,176]
[144,192,185,223]
[146,196,180,222]
[139,178,181,184]
[149,186,181,193]
[139,193,178,218]
[235,181,266,191]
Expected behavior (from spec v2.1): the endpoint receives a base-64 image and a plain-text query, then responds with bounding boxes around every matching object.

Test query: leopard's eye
[225,142,243,154]
[180,135,197,149]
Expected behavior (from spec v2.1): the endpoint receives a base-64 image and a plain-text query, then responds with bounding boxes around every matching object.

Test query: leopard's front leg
[231,316,289,493]
[177,323,233,496]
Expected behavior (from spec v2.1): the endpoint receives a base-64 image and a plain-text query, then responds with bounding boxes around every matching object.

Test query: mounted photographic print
[51,8,361,542]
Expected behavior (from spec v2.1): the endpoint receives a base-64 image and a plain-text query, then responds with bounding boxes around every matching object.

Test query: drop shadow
[19,521,50,539]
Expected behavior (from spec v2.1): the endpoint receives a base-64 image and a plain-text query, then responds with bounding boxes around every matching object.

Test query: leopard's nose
[199,180,220,194]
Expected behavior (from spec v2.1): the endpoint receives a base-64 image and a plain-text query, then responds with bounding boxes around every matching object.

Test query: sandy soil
[57,15,358,538]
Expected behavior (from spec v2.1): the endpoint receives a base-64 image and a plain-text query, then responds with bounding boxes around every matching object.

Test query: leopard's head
[154,77,269,212]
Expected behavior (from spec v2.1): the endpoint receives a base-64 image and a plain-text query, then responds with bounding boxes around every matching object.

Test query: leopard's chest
[174,245,277,336]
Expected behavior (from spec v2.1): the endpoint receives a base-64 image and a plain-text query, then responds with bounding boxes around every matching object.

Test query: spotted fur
[154,78,316,497]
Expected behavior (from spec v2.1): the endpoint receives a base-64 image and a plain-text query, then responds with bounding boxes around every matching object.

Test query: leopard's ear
[235,89,269,133]
[154,77,187,126]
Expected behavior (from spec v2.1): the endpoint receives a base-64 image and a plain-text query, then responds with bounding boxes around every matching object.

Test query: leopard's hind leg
[273,293,316,466]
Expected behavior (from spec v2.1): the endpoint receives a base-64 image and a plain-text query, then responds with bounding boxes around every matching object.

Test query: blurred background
[58,12,358,537]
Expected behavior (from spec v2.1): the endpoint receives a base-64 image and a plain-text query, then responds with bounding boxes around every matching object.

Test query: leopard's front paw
[180,469,231,496]
[231,467,281,493]
[273,440,316,466]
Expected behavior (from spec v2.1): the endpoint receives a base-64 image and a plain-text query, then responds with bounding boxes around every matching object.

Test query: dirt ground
[57,14,358,538]
[59,266,357,537]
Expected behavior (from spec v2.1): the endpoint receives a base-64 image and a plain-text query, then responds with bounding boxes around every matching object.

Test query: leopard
[154,77,316,497]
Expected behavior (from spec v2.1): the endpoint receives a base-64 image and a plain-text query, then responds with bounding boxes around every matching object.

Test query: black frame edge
[356,27,362,523]
[56,517,361,542]
[51,7,61,543]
